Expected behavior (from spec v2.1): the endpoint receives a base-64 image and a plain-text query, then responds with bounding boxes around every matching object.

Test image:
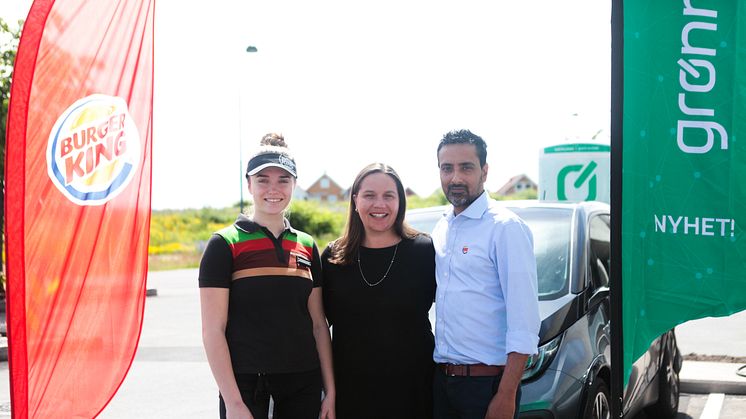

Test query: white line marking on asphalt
[699,393,725,419]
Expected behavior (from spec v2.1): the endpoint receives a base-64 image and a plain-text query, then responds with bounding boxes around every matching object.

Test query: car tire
[646,348,680,418]
[583,378,611,419]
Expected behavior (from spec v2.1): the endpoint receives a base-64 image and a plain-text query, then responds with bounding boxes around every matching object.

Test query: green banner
[622,1,746,380]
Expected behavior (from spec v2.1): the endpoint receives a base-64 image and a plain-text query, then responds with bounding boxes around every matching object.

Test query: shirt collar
[234,213,296,235]
[447,190,489,220]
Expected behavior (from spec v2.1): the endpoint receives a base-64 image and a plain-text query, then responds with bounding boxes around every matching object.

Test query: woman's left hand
[320,393,335,419]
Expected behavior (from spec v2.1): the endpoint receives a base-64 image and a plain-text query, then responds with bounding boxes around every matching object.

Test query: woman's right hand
[225,400,254,419]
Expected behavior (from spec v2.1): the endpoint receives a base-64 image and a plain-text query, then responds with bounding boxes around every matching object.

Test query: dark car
[406,201,682,419]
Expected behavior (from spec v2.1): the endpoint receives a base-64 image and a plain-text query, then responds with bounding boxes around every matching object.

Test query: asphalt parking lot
[0,269,744,418]
[633,394,746,419]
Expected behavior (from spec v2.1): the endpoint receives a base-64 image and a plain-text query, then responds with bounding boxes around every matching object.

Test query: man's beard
[446,184,476,208]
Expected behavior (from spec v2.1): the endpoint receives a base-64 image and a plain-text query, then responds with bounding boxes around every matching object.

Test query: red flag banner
[5,0,154,417]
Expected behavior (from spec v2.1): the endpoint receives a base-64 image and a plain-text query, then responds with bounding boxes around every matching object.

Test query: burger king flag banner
[5,0,154,417]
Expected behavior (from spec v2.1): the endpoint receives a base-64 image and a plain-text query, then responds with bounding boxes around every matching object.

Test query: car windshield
[406,206,573,301]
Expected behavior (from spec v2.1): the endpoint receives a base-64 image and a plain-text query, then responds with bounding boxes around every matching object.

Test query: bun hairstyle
[260,132,288,148]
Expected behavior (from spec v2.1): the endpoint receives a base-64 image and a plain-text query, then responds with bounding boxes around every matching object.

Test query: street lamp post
[239,45,258,213]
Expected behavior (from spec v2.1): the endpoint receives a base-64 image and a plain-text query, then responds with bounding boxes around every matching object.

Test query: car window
[407,212,443,234]
[589,214,611,289]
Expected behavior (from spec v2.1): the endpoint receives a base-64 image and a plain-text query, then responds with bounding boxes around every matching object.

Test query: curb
[681,378,746,395]
[680,361,746,395]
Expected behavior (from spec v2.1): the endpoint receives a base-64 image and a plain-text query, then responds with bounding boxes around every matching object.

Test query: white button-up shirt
[432,191,540,365]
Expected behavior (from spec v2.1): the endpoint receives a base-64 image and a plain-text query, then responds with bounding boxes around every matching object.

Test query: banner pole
[610,0,625,417]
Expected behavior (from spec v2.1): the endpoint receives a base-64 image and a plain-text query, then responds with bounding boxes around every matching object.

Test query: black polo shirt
[199,214,322,374]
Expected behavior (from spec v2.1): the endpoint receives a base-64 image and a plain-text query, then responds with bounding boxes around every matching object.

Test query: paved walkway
[98,269,216,418]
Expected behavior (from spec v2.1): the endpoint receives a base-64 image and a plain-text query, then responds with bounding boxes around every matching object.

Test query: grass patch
[148,252,202,271]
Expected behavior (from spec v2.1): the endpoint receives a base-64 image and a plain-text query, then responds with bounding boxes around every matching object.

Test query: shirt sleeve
[311,242,322,288]
[418,234,437,303]
[198,234,233,288]
[319,243,335,326]
[497,220,541,356]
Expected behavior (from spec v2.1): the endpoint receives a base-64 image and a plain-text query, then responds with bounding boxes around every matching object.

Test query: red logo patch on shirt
[462,246,469,254]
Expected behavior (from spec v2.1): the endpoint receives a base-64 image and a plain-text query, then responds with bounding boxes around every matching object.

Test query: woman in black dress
[321,163,436,419]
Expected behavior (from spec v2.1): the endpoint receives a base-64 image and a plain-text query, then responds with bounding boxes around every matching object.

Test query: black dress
[321,235,436,419]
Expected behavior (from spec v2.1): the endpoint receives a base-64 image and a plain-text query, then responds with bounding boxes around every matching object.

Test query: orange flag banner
[5,0,154,417]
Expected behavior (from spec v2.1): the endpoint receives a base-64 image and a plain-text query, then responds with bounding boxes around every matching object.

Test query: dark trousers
[219,368,322,419]
[433,366,521,419]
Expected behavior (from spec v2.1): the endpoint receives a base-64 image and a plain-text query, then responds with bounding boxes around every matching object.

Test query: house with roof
[494,174,537,196]
[305,173,346,203]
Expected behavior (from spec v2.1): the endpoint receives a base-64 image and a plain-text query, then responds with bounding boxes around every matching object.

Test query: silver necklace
[357,242,399,287]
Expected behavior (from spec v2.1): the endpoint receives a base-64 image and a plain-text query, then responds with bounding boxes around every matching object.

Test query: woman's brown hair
[328,163,419,265]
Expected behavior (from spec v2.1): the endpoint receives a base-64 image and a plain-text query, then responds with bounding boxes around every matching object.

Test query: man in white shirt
[432,129,541,419]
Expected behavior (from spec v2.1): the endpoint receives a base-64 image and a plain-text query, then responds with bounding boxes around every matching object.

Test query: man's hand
[484,352,528,419]
[485,390,516,419]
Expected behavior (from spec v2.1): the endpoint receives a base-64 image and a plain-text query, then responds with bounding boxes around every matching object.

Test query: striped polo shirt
[199,214,322,374]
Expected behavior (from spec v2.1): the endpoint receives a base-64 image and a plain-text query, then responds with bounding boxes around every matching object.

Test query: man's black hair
[437,129,488,167]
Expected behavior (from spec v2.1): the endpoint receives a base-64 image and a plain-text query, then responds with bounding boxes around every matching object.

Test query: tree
[1,18,22,180]
[1,18,22,294]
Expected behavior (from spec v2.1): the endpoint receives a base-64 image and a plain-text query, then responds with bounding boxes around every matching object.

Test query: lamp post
[239,45,258,213]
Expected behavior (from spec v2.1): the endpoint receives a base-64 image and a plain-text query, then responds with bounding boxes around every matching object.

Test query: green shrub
[490,189,538,201]
[287,200,345,239]
[149,206,238,252]
[407,190,448,209]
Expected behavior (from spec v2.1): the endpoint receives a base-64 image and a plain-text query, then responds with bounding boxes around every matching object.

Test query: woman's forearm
[203,328,243,405]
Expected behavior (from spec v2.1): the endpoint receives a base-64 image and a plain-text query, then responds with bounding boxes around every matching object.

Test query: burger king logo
[46,94,141,206]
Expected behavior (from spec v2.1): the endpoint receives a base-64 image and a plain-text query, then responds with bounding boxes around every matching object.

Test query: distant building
[306,173,346,203]
[405,187,418,197]
[494,174,537,196]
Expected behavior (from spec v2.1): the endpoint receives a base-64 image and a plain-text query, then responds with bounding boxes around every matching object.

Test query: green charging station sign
[539,143,610,203]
